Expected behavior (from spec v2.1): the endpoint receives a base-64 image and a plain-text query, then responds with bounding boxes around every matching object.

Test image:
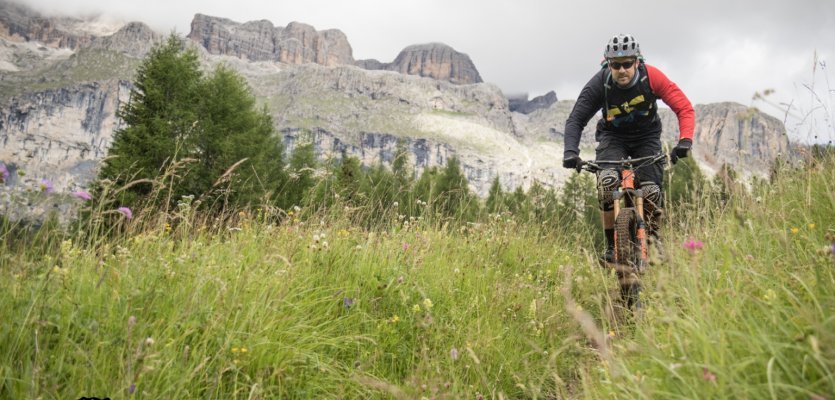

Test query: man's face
[609,57,638,87]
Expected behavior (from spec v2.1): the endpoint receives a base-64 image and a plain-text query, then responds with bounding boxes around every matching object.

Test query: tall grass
[0,153,833,399]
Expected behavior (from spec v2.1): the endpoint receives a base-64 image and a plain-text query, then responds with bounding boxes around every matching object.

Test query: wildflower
[343,297,355,309]
[450,347,459,360]
[389,315,400,323]
[145,337,155,346]
[393,201,399,207]
[412,304,421,313]
[683,238,704,252]
[790,227,799,235]
[397,276,404,284]
[233,359,240,365]
[608,331,616,339]
[423,298,433,309]
[128,383,136,395]
[240,347,248,353]
[40,178,54,193]
[72,190,92,201]
[403,242,410,252]
[0,162,8,182]
[293,206,301,212]
[232,347,239,353]
[128,316,137,327]
[808,223,816,229]
[116,207,133,220]
[702,367,717,382]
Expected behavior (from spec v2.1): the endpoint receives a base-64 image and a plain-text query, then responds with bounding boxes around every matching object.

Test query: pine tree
[97,34,202,206]
[285,139,318,209]
[485,176,504,214]
[96,34,286,211]
[192,64,286,208]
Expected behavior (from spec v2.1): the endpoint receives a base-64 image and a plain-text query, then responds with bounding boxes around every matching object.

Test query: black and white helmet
[604,34,641,59]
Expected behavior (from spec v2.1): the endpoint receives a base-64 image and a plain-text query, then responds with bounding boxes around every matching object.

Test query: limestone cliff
[187,13,354,66]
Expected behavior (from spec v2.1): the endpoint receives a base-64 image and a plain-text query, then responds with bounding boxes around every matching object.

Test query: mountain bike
[577,153,668,311]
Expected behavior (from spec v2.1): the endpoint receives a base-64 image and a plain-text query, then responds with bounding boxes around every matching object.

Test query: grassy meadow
[1,154,833,399]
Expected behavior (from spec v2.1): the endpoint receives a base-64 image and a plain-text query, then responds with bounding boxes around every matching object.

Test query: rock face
[87,21,161,58]
[385,43,483,85]
[659,102,790,175]
[0,1,119,49]
[0,80,129,190]
[186,13,354,66]
[509,91,557,114]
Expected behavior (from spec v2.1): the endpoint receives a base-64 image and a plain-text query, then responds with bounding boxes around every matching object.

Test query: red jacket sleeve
[645,64,695,141]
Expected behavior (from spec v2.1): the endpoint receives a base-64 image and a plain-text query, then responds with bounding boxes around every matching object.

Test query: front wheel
[614,208,646,310]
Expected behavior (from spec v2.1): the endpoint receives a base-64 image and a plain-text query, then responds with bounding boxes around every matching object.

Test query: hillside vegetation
[0,150,832,399]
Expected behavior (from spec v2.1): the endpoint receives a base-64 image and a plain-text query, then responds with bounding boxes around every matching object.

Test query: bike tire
[614,208,644,310]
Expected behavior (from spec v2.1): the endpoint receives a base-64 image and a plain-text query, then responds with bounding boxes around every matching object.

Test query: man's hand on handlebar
[670,138,692,165]
[562,155,582,172]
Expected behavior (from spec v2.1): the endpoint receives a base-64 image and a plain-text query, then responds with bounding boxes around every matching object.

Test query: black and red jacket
[563,62,695,158]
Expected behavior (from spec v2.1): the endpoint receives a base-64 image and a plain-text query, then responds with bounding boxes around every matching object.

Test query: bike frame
[579,153,667,269]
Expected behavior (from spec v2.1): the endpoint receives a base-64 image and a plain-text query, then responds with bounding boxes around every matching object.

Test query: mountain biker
[562,33,695,262]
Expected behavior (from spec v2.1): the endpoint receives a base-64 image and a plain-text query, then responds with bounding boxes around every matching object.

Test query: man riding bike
[562,33,695,262]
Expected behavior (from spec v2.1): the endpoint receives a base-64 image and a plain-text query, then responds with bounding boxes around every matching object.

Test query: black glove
[670,138,692,165]
[563,155,582,171]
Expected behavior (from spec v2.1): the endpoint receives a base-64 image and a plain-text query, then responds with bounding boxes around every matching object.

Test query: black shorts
[594,132,664,186]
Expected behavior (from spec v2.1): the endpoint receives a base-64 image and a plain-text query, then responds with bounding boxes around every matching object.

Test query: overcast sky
[18,0,835,143]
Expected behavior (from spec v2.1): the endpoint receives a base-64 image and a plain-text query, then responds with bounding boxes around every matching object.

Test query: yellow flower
[390,315,400,323]
[808,223,816,229]
[231,347,239,353]
[412,304,421,313]
[790,227,799,235]
[423,298,433,309]
[233,359,240,365]
[608,331,616,338]
[240,347,248,353]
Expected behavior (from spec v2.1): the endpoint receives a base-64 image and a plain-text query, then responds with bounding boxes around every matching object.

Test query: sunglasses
[609,60,636,70]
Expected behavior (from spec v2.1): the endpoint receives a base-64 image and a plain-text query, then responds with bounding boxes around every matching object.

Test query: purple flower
[128,383,136,395]
[450,347,459,361]
[683,238,704,251]
[343,297,355,309]
[40,178,54,194]
[116,207,133,220]
[72,190,92,201]
[0,162,8,182]
[402,242,411,252]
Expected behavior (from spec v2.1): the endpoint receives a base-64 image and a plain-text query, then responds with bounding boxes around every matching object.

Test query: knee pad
[641,181,663,213]
[597,169,619,211]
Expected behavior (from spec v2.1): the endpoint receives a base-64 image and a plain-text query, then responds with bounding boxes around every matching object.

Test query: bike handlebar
[578,152,668,173]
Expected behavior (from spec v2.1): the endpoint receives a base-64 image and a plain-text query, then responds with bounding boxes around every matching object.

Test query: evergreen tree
[665,155,706,209]
[335,155,364,205]
[97,34,202,206]
[192,64,286,208]
[96,34,286,211]
[434,156,478,220]
[485,176,504,214]
[285,140,318,209]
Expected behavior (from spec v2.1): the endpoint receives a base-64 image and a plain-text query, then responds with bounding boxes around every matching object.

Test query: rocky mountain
[187,14,354,66]
[508,91,558,114]
[0,1,796,221]
[368,43,483,85]
[0,0,120,49]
